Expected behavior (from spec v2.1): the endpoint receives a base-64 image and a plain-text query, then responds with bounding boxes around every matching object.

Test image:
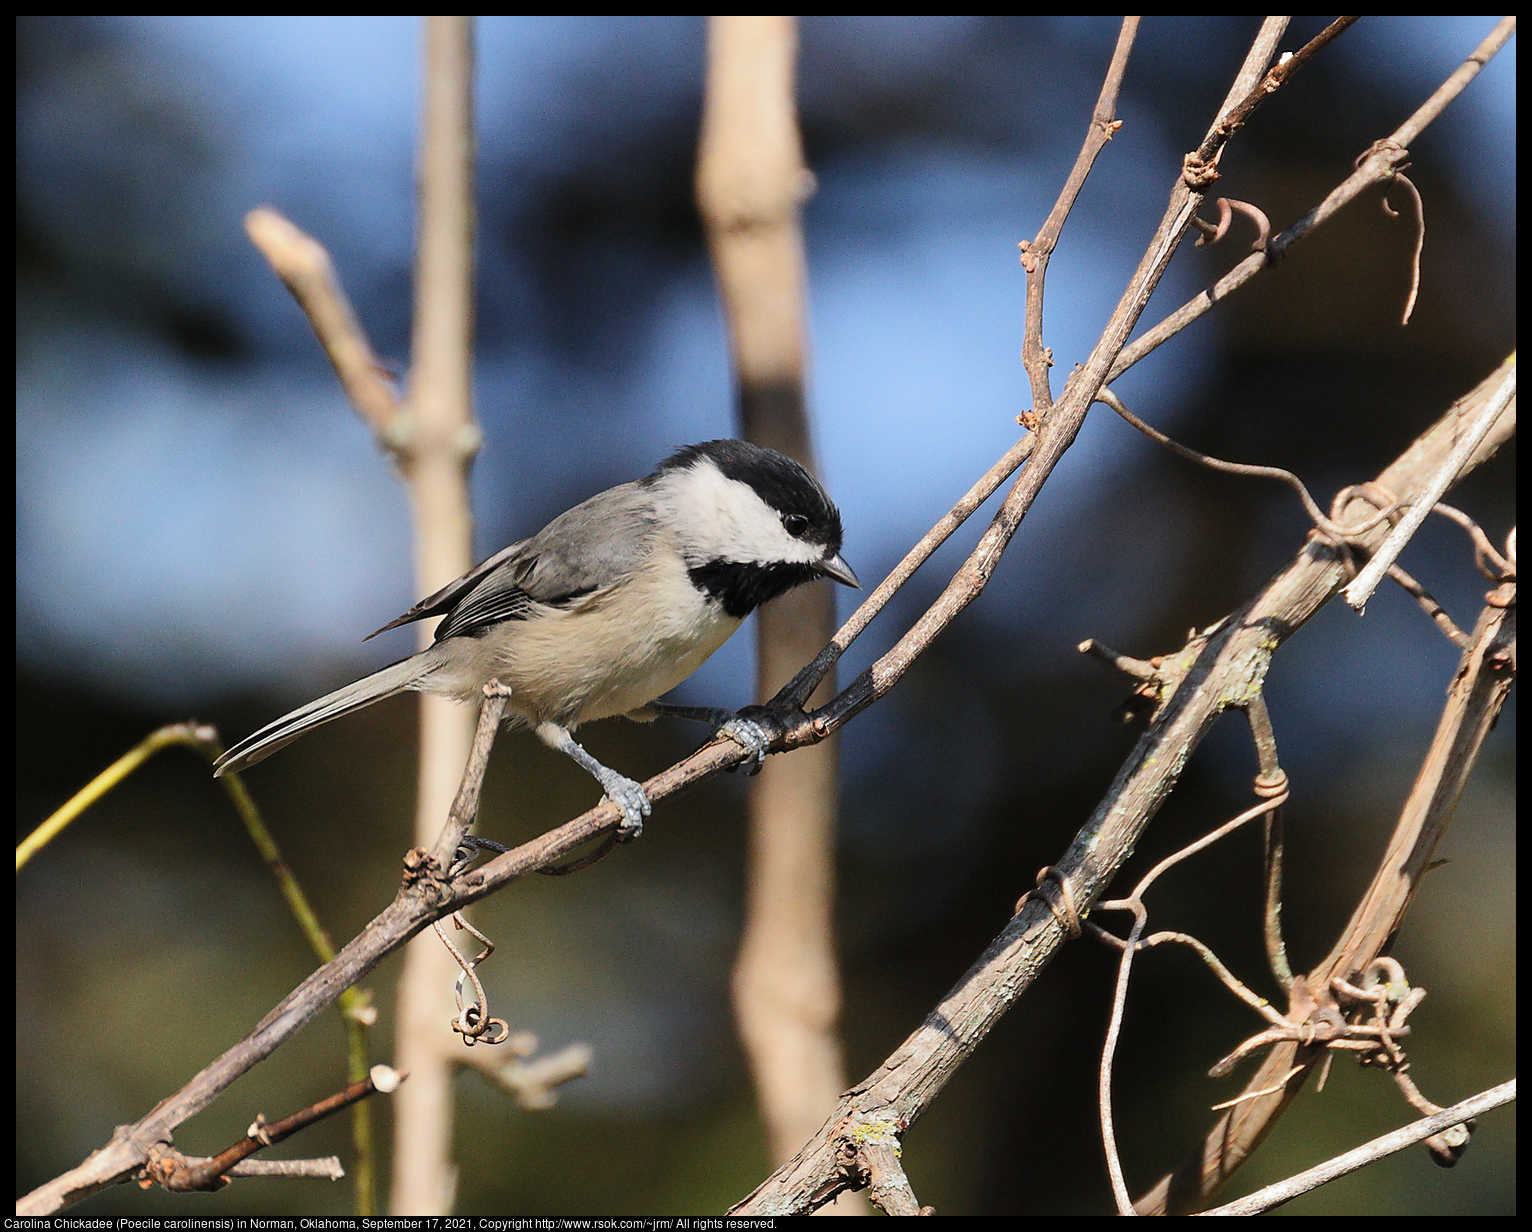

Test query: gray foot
[717,716,771,774]
[594,766,652,841]
[646,702,775,773]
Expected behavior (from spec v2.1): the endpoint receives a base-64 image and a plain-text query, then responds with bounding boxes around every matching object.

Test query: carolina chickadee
[213,440,859,838]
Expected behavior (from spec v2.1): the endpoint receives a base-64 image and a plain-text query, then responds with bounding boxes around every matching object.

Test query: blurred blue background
[17,16,1514,1216]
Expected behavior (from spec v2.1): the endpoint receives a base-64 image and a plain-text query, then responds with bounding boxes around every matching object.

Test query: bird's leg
[535,722,651,840]
[642,702,771,774]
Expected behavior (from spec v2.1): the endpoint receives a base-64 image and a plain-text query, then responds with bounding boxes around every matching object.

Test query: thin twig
[1387,563,1470,648]
[1098,899,1148,1215]
[1078,636,1160,681]
[1182,18,1356,185]
[18,722,218,870]
[1111,18,1517,381]
[1096,790,1288,1214]
[779,435,1034,708]
[147,1153,346,1183]
[1095,386,1396,545]
[1199,1080,1514,1216]
[1098,381,1492,653]
[1430,502,1515,579]
[1344,364,1516,609]
[1135,931,1290,1027]
[1018,16,1139,411]
[149,1067,403,1193]
[427,680,514,872]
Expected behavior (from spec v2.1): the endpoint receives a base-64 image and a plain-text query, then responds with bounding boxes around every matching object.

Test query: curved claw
[718,716,771,776]
[594,767,651,841]
[644,702,777,774]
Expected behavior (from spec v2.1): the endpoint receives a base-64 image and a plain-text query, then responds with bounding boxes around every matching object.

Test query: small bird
[213,439,858,838]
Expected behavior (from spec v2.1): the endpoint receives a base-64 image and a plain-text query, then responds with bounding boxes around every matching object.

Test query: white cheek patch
[651,461,825,567]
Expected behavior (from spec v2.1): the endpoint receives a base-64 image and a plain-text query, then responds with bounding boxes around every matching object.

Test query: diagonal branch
[798,20,1305,750]
[1111,16,1516,381]
[1188,18,1360,172]
[1135,373,1517,1216]
[1201,1080,1516,1216]
[243,208,404,442]
[729,360,1513,1216]
[20,21,1513,1217]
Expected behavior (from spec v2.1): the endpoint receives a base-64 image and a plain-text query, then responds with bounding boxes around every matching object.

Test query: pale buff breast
[424,548,741,727]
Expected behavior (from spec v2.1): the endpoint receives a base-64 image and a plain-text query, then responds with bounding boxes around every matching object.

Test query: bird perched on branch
[214,439,858,838]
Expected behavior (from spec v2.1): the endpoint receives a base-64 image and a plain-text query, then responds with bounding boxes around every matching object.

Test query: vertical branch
[390,14,479,1219]
[697,14,815,442]
[696,15,856,1188]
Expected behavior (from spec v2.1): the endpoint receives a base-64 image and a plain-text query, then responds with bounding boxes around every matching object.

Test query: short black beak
[817,551,861,589]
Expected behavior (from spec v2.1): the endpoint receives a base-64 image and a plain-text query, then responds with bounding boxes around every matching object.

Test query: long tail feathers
[213,652,437,777]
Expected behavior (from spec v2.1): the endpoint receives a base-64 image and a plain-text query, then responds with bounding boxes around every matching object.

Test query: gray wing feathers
[216,487,662,776]
[212,651,437,777]
[515,483,657,602]
[365,537,534,640]
[366,483,658,644]
[435,485,658,640]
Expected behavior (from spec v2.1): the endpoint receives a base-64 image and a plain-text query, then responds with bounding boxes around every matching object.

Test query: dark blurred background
[16,16,1514,1216]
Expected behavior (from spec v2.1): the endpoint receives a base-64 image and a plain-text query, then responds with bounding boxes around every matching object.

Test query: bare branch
[1387,563,1471,649]
[728,362,1513,1217]
[244,208,404,441]
[1018,16,1139,410]
[143,1068,401,1194]
[1137,428,1517,1211]
[1112,17,1517,379]
[1187,18,1360,174]
[457,1032,592,1111]
[427,681,513,872]
[780,434,1035,709]
[1201,1080,1515,1216]
[1344,364,1516,609]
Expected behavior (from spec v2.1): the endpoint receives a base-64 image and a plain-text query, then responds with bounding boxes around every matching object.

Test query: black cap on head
[648,439,844,552]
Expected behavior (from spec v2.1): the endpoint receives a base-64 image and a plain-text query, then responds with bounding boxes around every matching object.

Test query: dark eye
[783,513,810,537]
